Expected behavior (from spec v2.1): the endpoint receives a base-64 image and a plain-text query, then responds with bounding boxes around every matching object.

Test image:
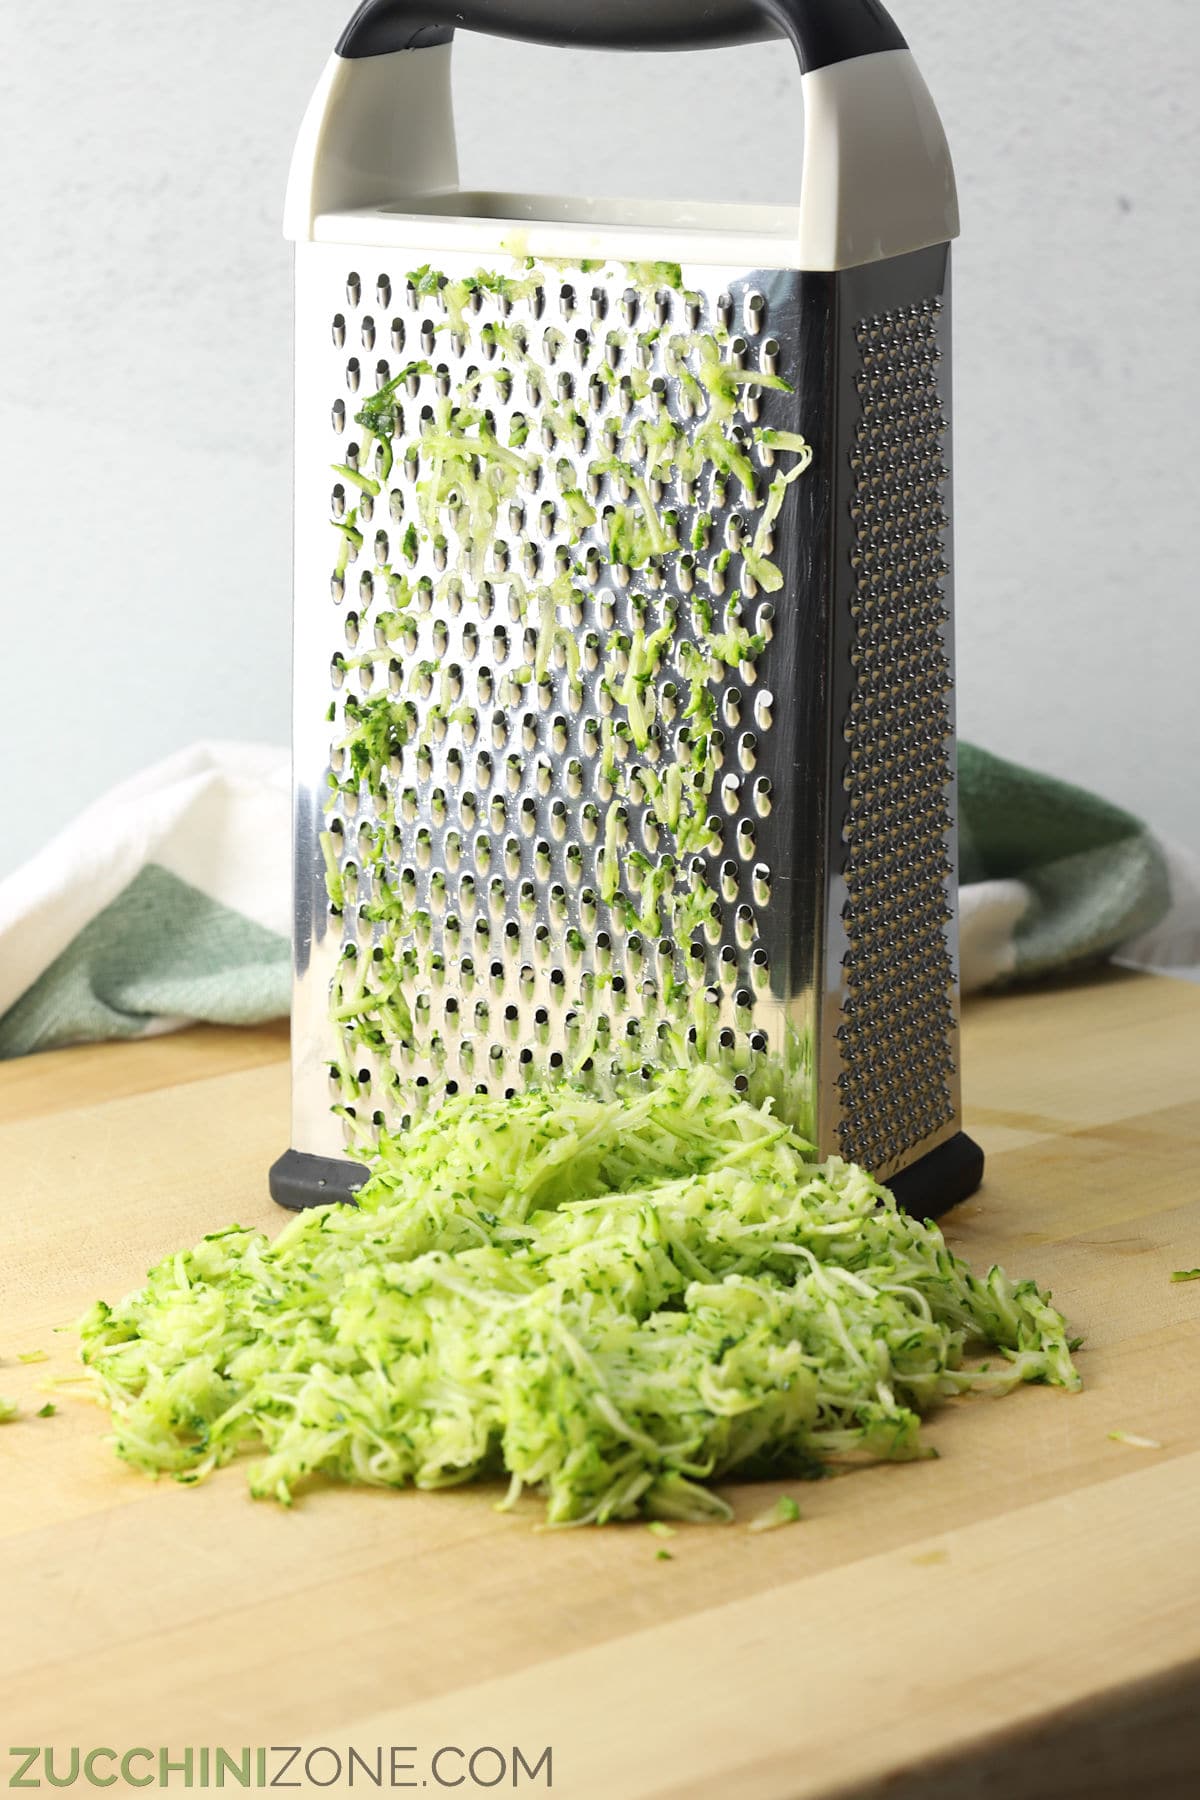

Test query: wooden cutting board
[2,970,1199,1798]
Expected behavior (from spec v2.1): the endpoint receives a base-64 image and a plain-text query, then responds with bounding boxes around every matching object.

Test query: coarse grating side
[304,254,817,1154]
[835,294,957,1172]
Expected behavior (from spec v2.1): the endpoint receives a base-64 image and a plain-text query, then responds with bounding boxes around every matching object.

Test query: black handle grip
[337,0,906,75]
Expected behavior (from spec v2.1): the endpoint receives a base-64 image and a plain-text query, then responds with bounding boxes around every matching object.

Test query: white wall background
[2,0,1197,880]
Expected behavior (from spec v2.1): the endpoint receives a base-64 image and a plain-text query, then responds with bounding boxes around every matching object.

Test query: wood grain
[0,1020,290,1128]
[1,976,1198,1798]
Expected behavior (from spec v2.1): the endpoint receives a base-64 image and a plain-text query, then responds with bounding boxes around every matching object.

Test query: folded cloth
[0,744,292,1057]
[0,741,1191,1059]
[956,743,1180,988]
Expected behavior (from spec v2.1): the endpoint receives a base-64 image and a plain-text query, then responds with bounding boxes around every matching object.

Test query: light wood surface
[2,978,1199,1798]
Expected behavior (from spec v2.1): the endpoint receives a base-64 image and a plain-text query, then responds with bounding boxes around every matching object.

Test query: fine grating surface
[315,259,812,1148]
[836,299,957,1171]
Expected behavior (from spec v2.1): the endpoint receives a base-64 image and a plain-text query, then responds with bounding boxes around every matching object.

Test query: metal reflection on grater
[316,262,809,1151]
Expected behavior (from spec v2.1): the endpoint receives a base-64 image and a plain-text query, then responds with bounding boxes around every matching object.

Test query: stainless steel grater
[271,0,985,1215]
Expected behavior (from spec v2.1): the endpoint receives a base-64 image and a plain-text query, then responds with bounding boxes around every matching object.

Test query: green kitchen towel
[0,740,1193,1060]
[956,743,1183,988]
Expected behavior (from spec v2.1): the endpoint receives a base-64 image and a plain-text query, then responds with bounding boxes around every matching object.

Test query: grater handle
[336,0,904,73]
[285,0,957,270]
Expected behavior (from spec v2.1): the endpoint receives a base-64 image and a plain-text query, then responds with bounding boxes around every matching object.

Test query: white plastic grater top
[273,0,985,1218]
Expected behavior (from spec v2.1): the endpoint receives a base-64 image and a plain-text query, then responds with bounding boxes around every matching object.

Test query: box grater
[271,0,985,1215]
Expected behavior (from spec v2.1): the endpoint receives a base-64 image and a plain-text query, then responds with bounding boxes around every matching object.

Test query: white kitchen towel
[0,740,1193,1058]
[0,743,292,1053]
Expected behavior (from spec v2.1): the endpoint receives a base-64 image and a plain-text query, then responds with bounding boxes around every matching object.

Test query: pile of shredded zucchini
[80,1067,1079,1520]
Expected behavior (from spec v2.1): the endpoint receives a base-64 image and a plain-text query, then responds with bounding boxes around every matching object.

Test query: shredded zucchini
[80,1067,1079,1520]
[747,1494,801,1532]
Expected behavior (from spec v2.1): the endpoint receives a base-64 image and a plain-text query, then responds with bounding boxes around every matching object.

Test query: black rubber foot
[887,1131,985,1219]
[269,1149,367,1211]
